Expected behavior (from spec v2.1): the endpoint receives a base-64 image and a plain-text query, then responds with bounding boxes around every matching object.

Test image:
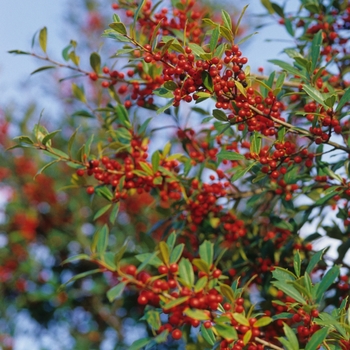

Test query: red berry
[86,186,95,195]
[171,329,182,340]
[89,72,98,81]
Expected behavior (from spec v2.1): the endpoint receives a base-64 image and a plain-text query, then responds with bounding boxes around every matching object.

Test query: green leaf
[146,310,161,330]
[218,150,244,161]
[109,22,127,35]
[159,241,170,265]
[13,135,34,145]
[90,52,101,73]
[156,99,174,115]
[209,26,220,53]
[200,324,216,345]
[151,151,160,172]
[310,30,322,72]
[260,0,274,13]
[162,296,190,310]
[136,252,162,271]
[114,239,128,266]
[93,204,112,221]
[192,258,210,274]
[107,282,126,302]
[269,59,306,80]
[164,81,178,91]
[59,268,101,290]
[91,224,109,255]
[305,327,328,350]
[170,243,184,264]
[30,66,56,75]
[166,231,176,251]
[213,109,228,121]
[109,202,120,224]
[282,322,299,350]
[194,276,208,293]
[72,84,86,103]
[67,127,79,156]
[61,254,90,265]
[315,265,340,302]
[41,129,61,146]
[95,186,113,201]
[293,251,301,278]
[131,0,146,36]
[72,110,95,118]
[231,162,255,182]
[84,134,94,159]
[233,313,249,326]
[8,50,30,55]
[139,117,152,135]
[236,31,258,46]
[314,189,338,206]
[253,317,273,327]
[235,5,249,37]
[39,27,47,53]
[221,10,232,31]
[235,80,247,97]
[178,258,194,287]
[336,87,350,113]
[272,281,306,304]
[219,283,235,303]
[306,249,324,274]
[34,159,60,179]
[199,241,214,267]
[303,85,327,108]
[129,338,152,350]
[184,308,210,320]
[250,131,261,155]
[202,71,214,92]
[214,324,238,341]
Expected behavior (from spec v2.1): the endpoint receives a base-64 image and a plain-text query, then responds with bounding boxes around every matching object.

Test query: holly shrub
[2,0,350,349]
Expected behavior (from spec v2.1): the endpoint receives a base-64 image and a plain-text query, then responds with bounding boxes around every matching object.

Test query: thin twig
[255,337,284,350]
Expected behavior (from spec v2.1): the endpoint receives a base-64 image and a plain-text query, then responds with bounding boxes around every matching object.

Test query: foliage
[1,0,350,349]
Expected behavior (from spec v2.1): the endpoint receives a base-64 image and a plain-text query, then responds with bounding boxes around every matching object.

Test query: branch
[255,337,284,350]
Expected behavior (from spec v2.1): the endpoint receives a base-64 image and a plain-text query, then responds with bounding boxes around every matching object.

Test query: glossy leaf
[39,27,47,52]
[107,282,126,302]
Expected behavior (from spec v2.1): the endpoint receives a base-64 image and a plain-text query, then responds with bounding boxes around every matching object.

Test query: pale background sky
[2,1,347,349]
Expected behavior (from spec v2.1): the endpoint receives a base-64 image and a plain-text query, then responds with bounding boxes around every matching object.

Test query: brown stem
[255,337,284,350]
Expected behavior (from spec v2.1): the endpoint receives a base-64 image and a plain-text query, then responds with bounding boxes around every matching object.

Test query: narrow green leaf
[253,317,273,327]
[72,84,86,103]
[67,127,79,156]
[166,231,177,251]
[8,50,30,55]
[219,283,235,303]
[293,251,301,278]
[61,254,90,265]
[92,224,109,255]
[170,243,184,264]
[215,324,238,341]
[202,71,214,92]
[231,162,255,182]
[233,313,249,326]
[84,134,94,159]
[13,135,34,145]
[236,32,258,46]
[250,131,261,155]
[213,109,228,121]
[72,110,95,118]
[93,204,112,221]
[209,26,220,52]
[194,276,208,293]
[305,327,328,350]
[30,66,56,75]
[184,308,210,320]
[95,186,113,201]
[269,59,306,80]
[162,296,190,310]
[109,202,120,224]
[146,310,161,330]
[303,85,327,108]
[90,52,101,73]
[235,5,249,37]
[217,150,245,161]
[139,117,152,135]
[41,129,61,146]
[260,0,274,13]
[159,241,170,265]
[272,281,306,304]
[336,87,350,112]
[107,282,126,302]
[39,27,47,53]
[136,251,161,272]
[59,268,101,290]
[178,258,194,287]
[283,323,299,350]
[310,30,322,72]
[315,265,340,302]
[114,239,128,266]
[131,0,146,36]
[199,241,214,267]
[221,10,232,31]
[34,159,60,179]
[109,22,127,35]
[151,151,160,172]
[128,338,152,350]
[200,324,216,345]
[156,99,174,115]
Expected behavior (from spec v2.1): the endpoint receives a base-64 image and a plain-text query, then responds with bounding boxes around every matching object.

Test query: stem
[255,337,284,350]
[248,105,350,154]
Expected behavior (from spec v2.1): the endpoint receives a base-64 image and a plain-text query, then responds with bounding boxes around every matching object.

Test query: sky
[2,1,348,349]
